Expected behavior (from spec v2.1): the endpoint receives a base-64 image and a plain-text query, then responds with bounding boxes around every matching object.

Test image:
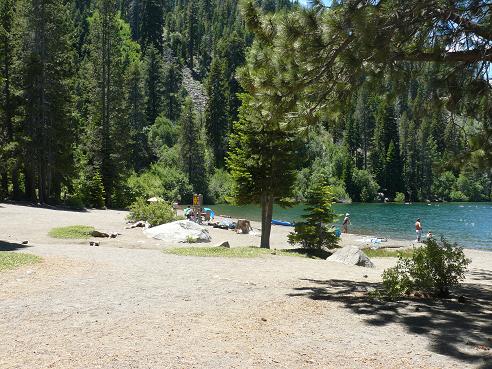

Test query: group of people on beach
[341,214,433,242]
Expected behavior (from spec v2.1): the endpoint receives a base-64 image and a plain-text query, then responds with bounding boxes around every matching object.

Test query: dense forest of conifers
[0,0,490,208]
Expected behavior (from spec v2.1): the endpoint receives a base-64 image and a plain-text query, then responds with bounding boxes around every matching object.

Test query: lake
[210,202,492,250]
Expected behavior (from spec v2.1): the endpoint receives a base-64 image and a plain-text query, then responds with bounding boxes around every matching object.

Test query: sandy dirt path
[0,203,491,369]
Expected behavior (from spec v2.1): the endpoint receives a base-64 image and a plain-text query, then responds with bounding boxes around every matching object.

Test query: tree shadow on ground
[1,200,87,213]
[469,268,492,282]
[284,248,331,259]
[0,241,32,251]
[288,278,492,368]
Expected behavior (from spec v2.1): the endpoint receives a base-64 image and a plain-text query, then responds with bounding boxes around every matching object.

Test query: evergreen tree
[0,0,19,198]
[288,180,339,250]
[127,59,148,170]
[141,0,163,52]
[162,60,183,121]
[227,94,300,248]
[144,45,164,127]
[205,56,229,167]
[385,140,403,198]
[17,0,77,203]
[179,97,208,198]
[81,0,141,206]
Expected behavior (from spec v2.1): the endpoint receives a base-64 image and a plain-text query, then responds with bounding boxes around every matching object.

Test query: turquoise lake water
[210,203,492,250]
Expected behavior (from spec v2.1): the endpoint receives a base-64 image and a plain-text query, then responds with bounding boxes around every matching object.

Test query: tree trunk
[0,170,8,198]
[260,193,273,249]
[11,164,20,200]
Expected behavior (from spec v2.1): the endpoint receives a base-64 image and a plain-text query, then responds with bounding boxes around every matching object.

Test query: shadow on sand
[288,278,492,368]
[0,240,32,252]
[0,201,88,213]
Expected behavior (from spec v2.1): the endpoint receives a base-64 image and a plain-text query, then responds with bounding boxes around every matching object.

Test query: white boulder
[327,246,375,268]
[144,220,211,243]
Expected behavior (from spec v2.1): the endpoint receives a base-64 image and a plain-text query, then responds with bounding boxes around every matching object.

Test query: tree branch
[393,48,492,63]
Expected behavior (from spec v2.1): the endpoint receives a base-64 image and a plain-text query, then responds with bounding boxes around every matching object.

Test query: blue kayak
[271,219,295,227]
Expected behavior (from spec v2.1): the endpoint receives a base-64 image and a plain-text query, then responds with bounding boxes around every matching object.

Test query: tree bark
[260,193,273,249]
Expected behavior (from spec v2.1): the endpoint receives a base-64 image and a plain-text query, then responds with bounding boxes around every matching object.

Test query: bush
[352,169,379,202]
[208,169,234,204]
[128,198,176,226]
[450,190,468,202]
[394,192,405,203]
[381,238,470,300]
[288,182,339,250]
[84,172,106,209]
[127,164,193,204]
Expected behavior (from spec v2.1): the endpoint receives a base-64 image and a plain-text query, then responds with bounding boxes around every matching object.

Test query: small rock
[94,242,100,246]
[26,270,34,275]
[89,241,94,246]
[91,230,109,238]
[215,241,230,248]
[415,306,420,312]
[363,274,368,278]
[457,295,468,303]
[261,318,267,322]
[21,240,29,245]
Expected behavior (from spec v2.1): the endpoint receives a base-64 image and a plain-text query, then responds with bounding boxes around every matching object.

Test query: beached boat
[271,219,295,227]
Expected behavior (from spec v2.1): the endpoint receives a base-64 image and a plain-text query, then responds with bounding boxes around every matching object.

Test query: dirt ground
[0,203,491,369]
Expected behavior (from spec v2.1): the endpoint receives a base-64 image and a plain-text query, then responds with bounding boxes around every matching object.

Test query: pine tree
[205,56,229,167]
[81,0,141,206]
[179,97,208,197]
[0,0,19,198]
[352,83,374,170]
[144,45,164,126]
[288,180,339,250]
[385,140,403,198]
[162,60,183,121]
[127,59,148,170]
[17,0,77,203]
[141,0,163,52]
[227,94,300,248]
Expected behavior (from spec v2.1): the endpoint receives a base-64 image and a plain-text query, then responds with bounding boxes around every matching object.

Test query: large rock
[144,220,211,243]
[327,246,375,268]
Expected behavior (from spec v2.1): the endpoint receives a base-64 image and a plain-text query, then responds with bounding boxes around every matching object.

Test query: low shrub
[128,198,176,227]
[394,192,405,203]
[380,238,470,300]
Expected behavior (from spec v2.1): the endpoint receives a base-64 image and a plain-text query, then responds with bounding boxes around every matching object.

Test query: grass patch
[364,248,414,258]
[164,246,321,259]
[0,252,42,271]
[48,225,95,239]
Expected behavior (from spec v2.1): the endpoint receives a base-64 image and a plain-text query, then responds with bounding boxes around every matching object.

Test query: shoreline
[208,214,492,252]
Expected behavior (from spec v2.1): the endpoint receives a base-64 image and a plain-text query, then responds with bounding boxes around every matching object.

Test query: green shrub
[288,182,339,250]
[84,172,106,209]
[381,238,470,300]
[450,190,468,202]
[128,198,176,226]
[208,169,234,204]
[127,164,193,204]
[394,192,405,203]
[352,169,379,202]
[64,194,86,209]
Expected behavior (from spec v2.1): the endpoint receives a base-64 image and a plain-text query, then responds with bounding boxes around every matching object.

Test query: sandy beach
[0,203,491,369]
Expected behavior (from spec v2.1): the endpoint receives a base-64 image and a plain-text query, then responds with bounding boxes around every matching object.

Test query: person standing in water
[342,213,350,233]
[415,218,423,242]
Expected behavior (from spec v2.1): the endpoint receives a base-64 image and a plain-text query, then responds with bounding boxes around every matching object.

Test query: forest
[0,0,491,209]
